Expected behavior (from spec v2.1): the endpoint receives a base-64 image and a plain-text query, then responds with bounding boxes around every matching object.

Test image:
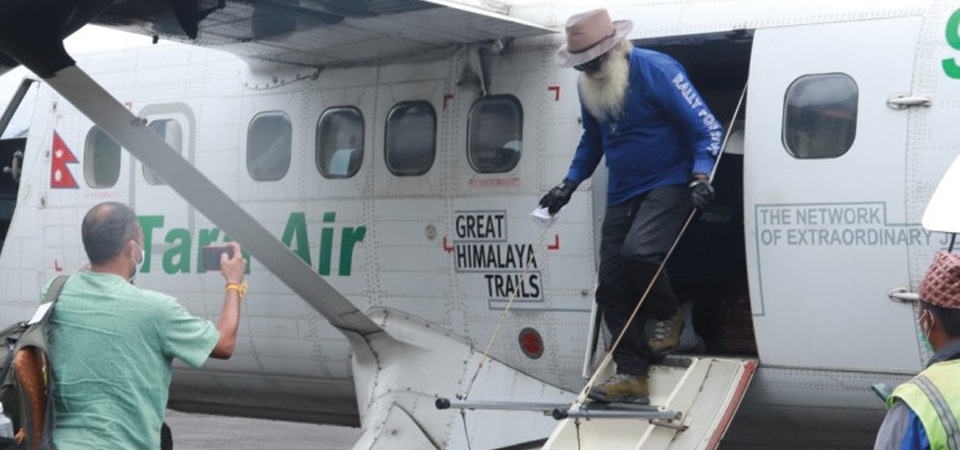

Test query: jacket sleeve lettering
[648,61,722,176]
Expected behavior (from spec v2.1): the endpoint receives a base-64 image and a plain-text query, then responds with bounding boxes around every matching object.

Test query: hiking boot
[588,373,650,404]
[676,302,706,354]
[647,310,683,358]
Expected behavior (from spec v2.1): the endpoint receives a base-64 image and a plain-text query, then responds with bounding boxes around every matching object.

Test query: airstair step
[543,357,757,450]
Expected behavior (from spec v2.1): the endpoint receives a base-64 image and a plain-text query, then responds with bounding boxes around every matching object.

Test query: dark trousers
[596,185,690,376]
[161,422,173,450]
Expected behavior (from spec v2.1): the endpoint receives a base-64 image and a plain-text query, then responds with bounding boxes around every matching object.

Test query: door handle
[888,287,919,304]
[887,95,932,109]
[2,150,23,183]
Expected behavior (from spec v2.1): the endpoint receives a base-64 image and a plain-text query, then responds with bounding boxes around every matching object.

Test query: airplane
[0,0,957,448]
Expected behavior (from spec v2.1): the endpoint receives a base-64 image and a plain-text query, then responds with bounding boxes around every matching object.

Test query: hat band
[568,29,617,55]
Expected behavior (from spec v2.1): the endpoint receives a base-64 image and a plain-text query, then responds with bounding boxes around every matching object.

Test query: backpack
[0,275,69,450]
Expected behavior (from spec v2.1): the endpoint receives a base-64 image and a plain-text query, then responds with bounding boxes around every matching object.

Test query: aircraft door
[0,78,38,251]
[745,18,923,372]
[131,104,196,276]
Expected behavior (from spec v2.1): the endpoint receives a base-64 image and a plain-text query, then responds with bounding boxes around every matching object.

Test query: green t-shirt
[47,272,219,449]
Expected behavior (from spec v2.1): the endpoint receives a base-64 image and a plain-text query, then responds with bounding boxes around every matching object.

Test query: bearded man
[540,9,722,404]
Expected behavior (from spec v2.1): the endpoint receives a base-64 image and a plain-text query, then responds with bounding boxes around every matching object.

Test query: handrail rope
[572,84,748,407]
[459,223,554,400]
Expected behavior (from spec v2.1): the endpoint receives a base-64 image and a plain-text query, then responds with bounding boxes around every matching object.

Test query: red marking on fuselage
[443,237,454,253]
[54,260,63,272]
[548,85,561,101]
[548,234,560,250]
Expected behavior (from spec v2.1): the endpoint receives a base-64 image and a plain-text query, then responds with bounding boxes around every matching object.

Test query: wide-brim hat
[555,9,633,68]
[920,251,960,309]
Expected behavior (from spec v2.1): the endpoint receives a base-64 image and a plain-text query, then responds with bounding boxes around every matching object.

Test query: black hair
[922,301,960,338]
[81,202,139,265]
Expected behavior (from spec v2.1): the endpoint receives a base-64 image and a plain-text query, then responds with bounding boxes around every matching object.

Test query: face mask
[919,331,934,354]
[130,240,145,280]
[919,310,935,353]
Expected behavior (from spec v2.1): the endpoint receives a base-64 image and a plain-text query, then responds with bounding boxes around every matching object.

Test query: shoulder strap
[21,275,71,328]
[43,275,70,305]
[30,275,69,450]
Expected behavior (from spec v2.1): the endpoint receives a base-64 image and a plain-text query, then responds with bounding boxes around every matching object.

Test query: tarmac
[164,410,362,450]
[163,409,872,450]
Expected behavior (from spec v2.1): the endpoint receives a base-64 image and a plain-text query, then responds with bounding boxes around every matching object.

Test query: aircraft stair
[543,356,756,450]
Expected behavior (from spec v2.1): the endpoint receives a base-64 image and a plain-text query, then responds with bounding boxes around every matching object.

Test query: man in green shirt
[48,202,247,449]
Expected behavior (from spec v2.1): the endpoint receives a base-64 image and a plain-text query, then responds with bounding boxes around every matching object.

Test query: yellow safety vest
[888,359,960,450]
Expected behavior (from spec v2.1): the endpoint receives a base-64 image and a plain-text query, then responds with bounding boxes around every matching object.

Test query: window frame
[316,106,365,180]
[246,110,293,182]
[142,119,185,186]
[83,126,122,189]
[466,94,524,174]
[781,72,859,160]
[384,100,437,177]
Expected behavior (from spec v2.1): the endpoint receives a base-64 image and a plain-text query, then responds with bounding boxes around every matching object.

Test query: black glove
[539,180,578,214]
[690,177,715,210]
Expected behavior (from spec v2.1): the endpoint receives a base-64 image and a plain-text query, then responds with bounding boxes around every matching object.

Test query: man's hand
[220,242,245,284]
[690,175,714,210]
[539,180,578,215]
[212,242,245,360]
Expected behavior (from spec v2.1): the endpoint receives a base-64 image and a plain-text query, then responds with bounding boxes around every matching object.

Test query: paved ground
[163,409,873,450]
[164,410,363,450]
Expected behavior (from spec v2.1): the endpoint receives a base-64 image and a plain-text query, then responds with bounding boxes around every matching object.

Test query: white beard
[579,42,631,122]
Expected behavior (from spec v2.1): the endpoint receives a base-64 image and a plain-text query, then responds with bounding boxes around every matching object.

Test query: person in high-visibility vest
[874,250,960,450]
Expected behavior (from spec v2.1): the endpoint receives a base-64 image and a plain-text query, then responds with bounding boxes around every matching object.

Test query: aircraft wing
[93,0,556,67]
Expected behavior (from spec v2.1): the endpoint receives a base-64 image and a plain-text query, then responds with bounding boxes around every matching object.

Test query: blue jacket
[564,48,722,205]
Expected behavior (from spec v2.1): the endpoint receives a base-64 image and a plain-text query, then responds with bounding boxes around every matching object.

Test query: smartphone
[201,245,234,271]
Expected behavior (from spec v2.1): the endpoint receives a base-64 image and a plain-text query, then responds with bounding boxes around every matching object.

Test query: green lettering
[196,228,221,273]
[137,215,164,273]
[136,212,366,277]
[945,9,960,78]
[163,228,191,274]
[339,226,366,276]
[281,212,312,266]
[319,230,333,275]
[319,213,335,276]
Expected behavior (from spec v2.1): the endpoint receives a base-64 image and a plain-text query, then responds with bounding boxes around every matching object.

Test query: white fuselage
[0,0,957,446]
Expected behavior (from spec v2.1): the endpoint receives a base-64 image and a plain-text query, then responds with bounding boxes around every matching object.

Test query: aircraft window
[247,112,292,181]
[782,73,858,159]
[468,95,523,173]
[385,101,436,176]
[142,119,183,185]
[316,107,363,179]
[84,126,121,188]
